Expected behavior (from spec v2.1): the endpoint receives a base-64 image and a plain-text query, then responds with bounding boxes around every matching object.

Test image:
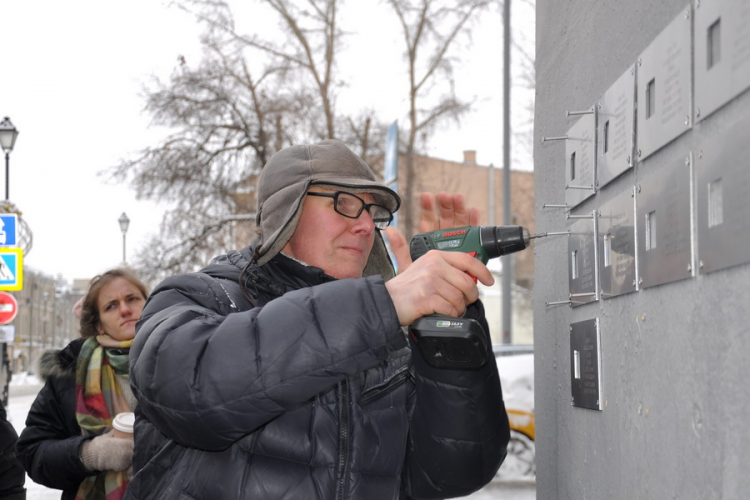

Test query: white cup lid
[112,412,135,433]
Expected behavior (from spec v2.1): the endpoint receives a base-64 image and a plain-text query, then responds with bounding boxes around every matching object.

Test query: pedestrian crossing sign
[0,248,23,291]
[0,214,18,247]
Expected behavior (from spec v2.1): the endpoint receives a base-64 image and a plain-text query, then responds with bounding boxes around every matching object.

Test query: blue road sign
[0,215,18,247]
[0,248,23,291]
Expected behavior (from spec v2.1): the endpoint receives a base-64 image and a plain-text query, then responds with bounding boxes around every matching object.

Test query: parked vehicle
[494,345,535,479]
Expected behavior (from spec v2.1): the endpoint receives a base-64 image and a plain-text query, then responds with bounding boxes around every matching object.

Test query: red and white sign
[0,292,18,325]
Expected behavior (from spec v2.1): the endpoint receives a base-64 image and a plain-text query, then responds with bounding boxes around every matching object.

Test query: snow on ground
[9,372,43,388]
[497,353,535,414]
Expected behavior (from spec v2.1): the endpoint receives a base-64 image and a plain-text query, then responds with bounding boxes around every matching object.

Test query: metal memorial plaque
[598,188,637,299]
[565,114,596,209]
[597,65,636,188]
[636,8,693,161]
[696,117,750,274]
[570,318,602,411]
[695,0,750,122]
[568,215,598,306]
[637,154,693,289]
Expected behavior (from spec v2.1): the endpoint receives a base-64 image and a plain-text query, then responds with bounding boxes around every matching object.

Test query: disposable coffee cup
[112,412,135,439]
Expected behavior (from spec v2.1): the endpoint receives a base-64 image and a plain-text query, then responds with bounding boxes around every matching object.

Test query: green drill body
[409,225,531,265]
[407,225,532,369]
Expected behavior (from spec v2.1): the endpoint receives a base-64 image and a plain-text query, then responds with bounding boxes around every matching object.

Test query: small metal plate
[696,117,750,274]
[570,318,602,411]
[695,0,750,121]
[565,113,597,209]
[597,65,636,188]
[599,188,637,299]
[637,154,693,289]
[568,215,598,306]
[636,7,693,160]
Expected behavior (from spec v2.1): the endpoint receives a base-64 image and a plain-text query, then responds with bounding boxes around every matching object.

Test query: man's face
[282,187,377,279]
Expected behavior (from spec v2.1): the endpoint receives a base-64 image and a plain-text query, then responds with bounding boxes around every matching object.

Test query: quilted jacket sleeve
[16,377,95,491]
[403,299,510,499]
[129,273,407,451]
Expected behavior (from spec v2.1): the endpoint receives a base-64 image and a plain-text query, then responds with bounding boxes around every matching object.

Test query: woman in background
[16,268,148,500]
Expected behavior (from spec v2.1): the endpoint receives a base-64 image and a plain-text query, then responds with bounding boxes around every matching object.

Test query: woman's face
[96,277,146,341]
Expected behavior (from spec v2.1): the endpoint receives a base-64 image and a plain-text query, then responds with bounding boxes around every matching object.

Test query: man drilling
[126,139,510,500]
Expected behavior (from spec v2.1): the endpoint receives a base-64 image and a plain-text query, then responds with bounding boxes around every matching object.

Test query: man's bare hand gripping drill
[382,193,495,326]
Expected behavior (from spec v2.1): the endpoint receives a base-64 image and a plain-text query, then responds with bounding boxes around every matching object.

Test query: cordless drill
[408,225,532,369]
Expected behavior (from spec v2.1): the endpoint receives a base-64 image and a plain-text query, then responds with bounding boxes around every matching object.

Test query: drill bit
[529,230,569,239]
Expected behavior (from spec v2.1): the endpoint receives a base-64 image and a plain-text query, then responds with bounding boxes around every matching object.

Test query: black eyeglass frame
[306,191,394,229]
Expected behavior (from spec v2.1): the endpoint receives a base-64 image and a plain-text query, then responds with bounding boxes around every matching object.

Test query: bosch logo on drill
[442,229,468,237]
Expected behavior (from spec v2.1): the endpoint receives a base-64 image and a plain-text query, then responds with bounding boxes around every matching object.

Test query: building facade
[5,270,83,376]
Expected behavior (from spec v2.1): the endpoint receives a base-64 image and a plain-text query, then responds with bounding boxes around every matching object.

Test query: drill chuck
[479,225,530,259]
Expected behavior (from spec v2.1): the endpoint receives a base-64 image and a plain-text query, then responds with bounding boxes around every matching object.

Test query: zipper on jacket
[359,368,411,406]
[336,380,350,500]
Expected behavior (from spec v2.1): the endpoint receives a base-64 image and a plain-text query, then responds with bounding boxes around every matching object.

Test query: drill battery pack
[409,316,488,369]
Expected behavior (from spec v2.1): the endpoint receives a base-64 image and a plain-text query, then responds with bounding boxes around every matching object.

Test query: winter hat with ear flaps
[254,139,401,280]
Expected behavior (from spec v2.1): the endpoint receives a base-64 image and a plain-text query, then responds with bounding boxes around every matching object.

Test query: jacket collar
[202,243,336,304]
[38,337,86,380]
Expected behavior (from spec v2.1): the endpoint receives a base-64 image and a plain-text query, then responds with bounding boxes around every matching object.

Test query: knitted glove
[80,431,134,472]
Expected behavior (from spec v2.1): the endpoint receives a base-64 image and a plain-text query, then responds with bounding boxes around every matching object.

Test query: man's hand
[384,192,481,272]
[384,250,494,326]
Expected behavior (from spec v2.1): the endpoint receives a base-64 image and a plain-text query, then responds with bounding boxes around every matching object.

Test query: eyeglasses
[306,191,394,230]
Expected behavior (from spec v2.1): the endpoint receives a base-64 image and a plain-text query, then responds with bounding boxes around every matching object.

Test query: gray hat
[255,139,401,280]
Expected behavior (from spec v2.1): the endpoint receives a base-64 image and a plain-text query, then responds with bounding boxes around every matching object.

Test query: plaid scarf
[75,335,133,500]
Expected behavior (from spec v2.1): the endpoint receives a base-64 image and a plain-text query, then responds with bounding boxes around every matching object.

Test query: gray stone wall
[534,0,750,497]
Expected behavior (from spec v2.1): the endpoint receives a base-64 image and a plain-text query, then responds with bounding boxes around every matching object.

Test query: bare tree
[109,0,391,283]
[108,8,302,283]
[386,0,493,238]
[109,0,500,283]
[338,109,393,160]
[183,0,345,142]
[212,0,393,152]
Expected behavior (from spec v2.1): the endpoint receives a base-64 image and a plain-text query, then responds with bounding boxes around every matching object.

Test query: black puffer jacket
[16,338,98,500]
[1,400,26,500]
[127,246,509,500]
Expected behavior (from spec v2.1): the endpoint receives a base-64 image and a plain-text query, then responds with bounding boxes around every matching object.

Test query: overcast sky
[0,0,534,286]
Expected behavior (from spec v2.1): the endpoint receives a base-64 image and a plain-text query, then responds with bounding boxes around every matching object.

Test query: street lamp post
[0,117,20,201]
[118,212,130,264]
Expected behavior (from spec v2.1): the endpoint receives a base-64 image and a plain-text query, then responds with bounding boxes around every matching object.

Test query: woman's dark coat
[16,338,97,500]
[127,246,509,500]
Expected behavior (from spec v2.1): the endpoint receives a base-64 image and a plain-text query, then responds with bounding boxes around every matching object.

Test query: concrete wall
[535,0,750,498]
